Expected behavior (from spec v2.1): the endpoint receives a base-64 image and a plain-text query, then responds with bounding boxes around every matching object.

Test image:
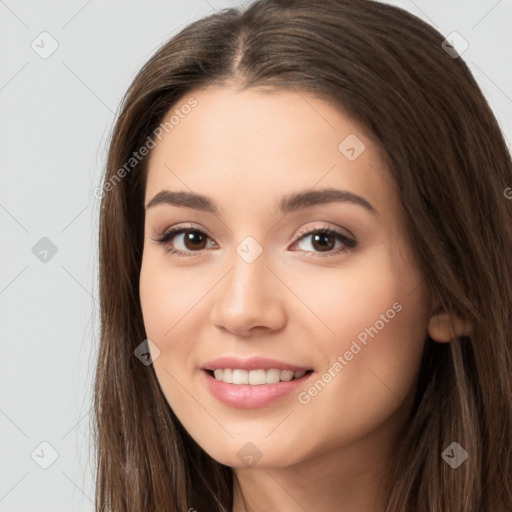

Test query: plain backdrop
[0,0,511,510]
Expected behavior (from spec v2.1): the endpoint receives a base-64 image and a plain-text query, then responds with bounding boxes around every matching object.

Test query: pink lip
[202,356,312,372]
[201,369,314,409]
[200,356,315,409]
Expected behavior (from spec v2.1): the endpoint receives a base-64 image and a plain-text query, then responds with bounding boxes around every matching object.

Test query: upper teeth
[212,368,307,385]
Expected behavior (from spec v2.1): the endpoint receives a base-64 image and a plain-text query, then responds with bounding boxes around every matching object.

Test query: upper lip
[202,356,313,372]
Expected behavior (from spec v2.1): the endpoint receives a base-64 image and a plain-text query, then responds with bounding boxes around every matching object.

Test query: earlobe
[427,311,472,342]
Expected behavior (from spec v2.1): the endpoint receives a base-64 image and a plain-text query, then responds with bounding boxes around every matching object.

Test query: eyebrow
[145,188,379,216]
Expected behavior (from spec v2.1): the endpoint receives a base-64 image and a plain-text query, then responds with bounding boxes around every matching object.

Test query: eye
[152,223,357,259]
[152,224,216,258]
[290,225,356,257]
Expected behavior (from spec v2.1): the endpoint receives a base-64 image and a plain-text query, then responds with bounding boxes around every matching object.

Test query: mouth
[204,368,314,385]
[200,356,315,407]
[201,368,315,409]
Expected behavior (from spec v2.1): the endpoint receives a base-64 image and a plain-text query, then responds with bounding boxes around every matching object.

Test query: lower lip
[201,370,314,409]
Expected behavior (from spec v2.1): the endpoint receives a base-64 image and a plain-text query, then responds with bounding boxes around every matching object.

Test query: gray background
[1,0,511,510]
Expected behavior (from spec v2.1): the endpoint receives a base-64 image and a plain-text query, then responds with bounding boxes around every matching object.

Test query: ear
[427,311,472,343]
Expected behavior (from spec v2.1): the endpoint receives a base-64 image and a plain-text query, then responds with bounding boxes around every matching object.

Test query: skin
[139,84,441,511]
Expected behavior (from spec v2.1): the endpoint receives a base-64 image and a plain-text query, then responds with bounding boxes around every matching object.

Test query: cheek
[139,252,227,416]
[288,251,423,353]
[312,294,429,449]
[139,258,205,416]
[297,246,429,397]
[139,255,212,347]
[304,253,430,436]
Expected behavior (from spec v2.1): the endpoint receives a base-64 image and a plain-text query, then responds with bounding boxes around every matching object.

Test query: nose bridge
[224,235,272,306]
[211,234,286,334]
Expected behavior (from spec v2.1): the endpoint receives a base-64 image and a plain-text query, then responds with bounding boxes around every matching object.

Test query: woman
[93,0,512,510]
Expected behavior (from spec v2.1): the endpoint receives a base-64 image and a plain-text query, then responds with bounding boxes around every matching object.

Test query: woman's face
[139,84,431,470]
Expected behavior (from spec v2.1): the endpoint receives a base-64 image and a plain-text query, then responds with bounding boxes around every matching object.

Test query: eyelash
[152,223,357,259]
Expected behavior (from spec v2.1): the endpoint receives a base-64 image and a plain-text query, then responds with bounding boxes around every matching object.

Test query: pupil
[185,231,206,250]
[313,233,333,251]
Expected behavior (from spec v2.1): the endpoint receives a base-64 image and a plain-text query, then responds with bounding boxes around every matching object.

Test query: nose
[209,244,287,337]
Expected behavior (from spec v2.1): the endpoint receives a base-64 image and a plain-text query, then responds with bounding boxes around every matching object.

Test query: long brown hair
[93,0,512,510]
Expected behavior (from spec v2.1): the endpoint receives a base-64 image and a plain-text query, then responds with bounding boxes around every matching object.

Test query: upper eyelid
[295,222,355,240]
[158,223,215,242]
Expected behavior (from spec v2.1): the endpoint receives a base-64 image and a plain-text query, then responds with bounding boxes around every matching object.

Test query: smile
[209,368,312,385]
[201,369,314,408]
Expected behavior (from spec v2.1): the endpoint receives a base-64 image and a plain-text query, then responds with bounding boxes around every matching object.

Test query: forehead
[145,85,399,221]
